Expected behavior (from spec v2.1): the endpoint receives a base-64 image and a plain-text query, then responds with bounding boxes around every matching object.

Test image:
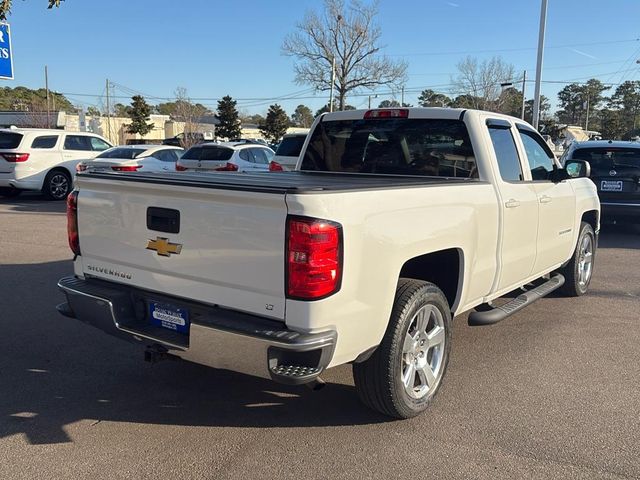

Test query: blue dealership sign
[0,23,13,79]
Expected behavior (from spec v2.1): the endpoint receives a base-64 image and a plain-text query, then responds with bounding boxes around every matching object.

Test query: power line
[408,59,633,77]
[384,38,639,57]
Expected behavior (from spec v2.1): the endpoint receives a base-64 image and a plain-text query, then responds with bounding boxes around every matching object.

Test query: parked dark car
[561,140,640,223]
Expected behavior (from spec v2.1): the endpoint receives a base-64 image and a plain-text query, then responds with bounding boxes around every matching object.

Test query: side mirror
[564,159,591,178]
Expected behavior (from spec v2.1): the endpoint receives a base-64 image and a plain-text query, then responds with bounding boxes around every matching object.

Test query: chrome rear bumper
[57,276,336,385]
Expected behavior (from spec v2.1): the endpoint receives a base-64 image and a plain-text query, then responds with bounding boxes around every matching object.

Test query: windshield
[300,118,477,177]
[275,135,306,157]
[572,147,640,169]
[182,146,233,161]
[97,147,146,159]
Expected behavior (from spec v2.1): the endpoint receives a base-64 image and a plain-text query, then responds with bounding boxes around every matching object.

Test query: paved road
[1,194,638,479]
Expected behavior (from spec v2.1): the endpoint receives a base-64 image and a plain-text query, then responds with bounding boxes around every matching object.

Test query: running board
[468,274,565,326]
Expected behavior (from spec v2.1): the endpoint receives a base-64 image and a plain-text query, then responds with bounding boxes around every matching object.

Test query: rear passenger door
[250,148,271,171]
[152,150,177,171]
[62,134,95,166]
[515,126,575,272]
[486,119,539,291]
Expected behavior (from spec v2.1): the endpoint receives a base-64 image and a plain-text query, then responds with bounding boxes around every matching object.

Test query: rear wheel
[42,170,72,200]
[353,279,452,419]
[558,221,595,297]
[0,187,21,198]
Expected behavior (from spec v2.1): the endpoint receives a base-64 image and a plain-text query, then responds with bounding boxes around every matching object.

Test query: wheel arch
[581,209,599,233]
[398,248,463,310]
[46,165,74,179]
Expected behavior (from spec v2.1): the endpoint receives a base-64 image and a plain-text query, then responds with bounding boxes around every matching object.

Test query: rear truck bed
[58,170,474,385]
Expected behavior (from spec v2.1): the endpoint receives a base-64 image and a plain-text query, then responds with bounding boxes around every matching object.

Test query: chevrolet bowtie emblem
[146,237,182,257]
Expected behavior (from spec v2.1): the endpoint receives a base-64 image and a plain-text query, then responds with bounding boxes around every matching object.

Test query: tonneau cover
[79,170,478,194]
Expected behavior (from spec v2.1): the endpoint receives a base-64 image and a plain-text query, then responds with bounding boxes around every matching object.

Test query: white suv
[0,128,112,200]
[176,141,275,173]
[272,131,309,170]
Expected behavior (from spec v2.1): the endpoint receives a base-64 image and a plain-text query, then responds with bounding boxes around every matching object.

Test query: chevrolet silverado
[57,108,600,418]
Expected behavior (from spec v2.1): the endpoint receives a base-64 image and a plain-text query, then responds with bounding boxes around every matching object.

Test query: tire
[558,221,595,297]
[42,170,72,200]
[0,187,21,198]
[353,279,452,419]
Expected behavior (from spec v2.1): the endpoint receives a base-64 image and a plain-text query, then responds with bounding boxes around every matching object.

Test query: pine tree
[126,95,153,135]
[291,104,314,128]
[216,95,242,140]
[259,104,290,143]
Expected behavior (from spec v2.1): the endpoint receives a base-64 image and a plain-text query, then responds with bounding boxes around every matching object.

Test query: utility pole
[105,78,112,142]
[401,86,405,106]
[532,0,548,130]
[45,65,50,128]
[521,70,527,120]
[329,57,336,112]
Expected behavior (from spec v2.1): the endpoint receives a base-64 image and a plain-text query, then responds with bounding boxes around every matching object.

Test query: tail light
[269,161,284,172]
[76,163,88,172]
[67,190,80,256]
[364,109,408,119]
[215,162,239,171]
[175,163,187,171]
[111,165,141,172]
[2,153,30,162]
[286,216,342,300]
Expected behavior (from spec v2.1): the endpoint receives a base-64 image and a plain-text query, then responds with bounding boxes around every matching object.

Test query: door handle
[505,199,520,208]
[539,195,552,204]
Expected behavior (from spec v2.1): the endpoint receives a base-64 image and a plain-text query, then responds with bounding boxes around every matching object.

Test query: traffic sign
[0,23,14,80]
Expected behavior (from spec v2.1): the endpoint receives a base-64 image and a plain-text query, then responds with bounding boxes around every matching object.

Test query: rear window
[300,118,477,177]
[0,132,23,149]
[182,146,233,161]
[275,135,306,157]
[97,148,146,159]
[572,147,640,169]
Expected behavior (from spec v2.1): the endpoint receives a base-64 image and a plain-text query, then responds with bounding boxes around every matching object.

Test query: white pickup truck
[57,108,599,418]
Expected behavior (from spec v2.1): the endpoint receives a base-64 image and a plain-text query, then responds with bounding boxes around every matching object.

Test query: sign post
[0,23,14,80]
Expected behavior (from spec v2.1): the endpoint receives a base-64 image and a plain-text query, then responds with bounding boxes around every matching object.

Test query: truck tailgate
[75,175,287,320]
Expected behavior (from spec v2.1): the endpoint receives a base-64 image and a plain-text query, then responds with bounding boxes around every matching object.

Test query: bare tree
[451,56,515,111]
[282,0,408,110]
[173,87,203,149]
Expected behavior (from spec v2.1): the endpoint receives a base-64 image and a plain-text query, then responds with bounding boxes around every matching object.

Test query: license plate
[149,301,189,334]
[601,180,623,192]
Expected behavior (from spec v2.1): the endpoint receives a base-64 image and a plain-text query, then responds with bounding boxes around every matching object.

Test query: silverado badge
[146,237,182,257]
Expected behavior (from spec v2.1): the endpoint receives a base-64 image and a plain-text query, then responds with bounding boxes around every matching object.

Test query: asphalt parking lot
[0,193,638,480]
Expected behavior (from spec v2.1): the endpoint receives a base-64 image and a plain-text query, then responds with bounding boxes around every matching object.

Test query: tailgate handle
[147,207,180,234]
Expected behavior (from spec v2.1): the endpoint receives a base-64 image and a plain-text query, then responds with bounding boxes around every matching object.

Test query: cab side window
[518,129,555,181]
[488,122,523,182]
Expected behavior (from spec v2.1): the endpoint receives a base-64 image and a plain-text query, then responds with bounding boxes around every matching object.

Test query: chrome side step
[468,273,565,326]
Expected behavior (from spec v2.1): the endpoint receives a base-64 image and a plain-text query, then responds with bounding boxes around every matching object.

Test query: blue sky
[4,0,640,116]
